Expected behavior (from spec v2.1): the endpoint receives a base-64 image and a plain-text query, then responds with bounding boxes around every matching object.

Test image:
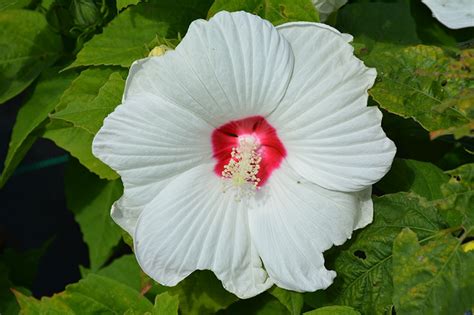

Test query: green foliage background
[0,0,473,314]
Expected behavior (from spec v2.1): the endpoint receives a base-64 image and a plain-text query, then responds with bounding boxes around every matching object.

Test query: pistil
[222,136,262,200]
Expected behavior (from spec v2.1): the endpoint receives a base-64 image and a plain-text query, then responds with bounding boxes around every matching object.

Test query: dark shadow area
[0,98,88,297]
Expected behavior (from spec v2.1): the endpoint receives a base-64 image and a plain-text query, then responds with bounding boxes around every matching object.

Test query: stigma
[221,136,262,200]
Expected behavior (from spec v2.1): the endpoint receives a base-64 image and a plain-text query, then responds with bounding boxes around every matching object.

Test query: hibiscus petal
[312,0,348,22]
[269,22,396,192]
[422,0,474,29]
[92,93,213,234]
[124,11,294,127]
[355,186,373,230]
[134,164,273,299]
[248,163,371,291]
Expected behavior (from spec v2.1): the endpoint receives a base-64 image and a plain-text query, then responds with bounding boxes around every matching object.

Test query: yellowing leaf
[364,45,473,138]
[392,228,474,315]
[324,193,447,314]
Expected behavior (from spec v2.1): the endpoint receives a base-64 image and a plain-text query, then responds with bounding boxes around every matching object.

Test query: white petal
[248,164,370,292]
[354,187,373,230]
[92,93,213,234]
[134,164,273,299]
[312,0,348,21]
[269,22,396,192]
[124,11,294,127]
[422,0,474,29]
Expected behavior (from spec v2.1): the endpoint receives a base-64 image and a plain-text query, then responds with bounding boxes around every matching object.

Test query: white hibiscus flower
[92,11,396,298]
[422,0,474,29]
[312,0,348,21]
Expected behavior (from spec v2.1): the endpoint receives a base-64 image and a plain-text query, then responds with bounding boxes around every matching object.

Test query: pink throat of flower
[211,116,286,187]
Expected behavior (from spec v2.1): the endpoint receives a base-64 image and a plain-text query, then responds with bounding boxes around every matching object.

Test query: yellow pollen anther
[221,136,262,200]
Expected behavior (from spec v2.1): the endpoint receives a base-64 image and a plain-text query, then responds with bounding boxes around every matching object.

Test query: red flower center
[211,116,286,187]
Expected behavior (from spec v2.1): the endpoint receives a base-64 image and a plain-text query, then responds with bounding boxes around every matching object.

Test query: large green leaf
[42,68,123,180]
[208,0,319,25]
[0,9,62,104]
[376,158,449,200]
[67,0,214,69]
[65,160,123,270]
[325,193,447,314]
[80,255,143,291]
[268,287,303,315]
[116,0,141,11]
[0,68,77,188]
[169,271,238,315]
[15,274,153,314]
[363,45,473,138]
[51,72,124,134]
[0,0,31,11]
[152,292,179,315]
[392,228,474,315]
[304,306,360,315]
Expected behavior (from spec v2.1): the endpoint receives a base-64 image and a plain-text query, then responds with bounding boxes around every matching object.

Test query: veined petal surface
[422,0,474,29]
[248,163,372,292]
[124,11,294,127]
[134,164,273,298]
[269,22,396,192]
[92,93,213,234]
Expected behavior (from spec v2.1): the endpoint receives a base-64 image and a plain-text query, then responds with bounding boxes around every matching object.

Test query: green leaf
[223,294,289,315]
[68,0,214,69]
[268,287,303,315]
[15,274,153,314]
[0,0,31,11]
[152,292,179,315]
[435,163,474,232]
[15,288,75,314]
[376,158,449,200]
[0,68,77,188]
[443,163,473,200]
[208,0,319,25]
[169,271,238,315]
[42,67,123,180]
[0,9,62,104]
[429,88,474,139]
[116,0,141,11]
[65,159,123,270]
[304,306,361,315]
[324,193,447,314]
[43,126,118,179]
[363,45,473,136]
[392,228,474,315]
[81,255,143,291]
[51,72,124,134]
[336,0,419,46]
